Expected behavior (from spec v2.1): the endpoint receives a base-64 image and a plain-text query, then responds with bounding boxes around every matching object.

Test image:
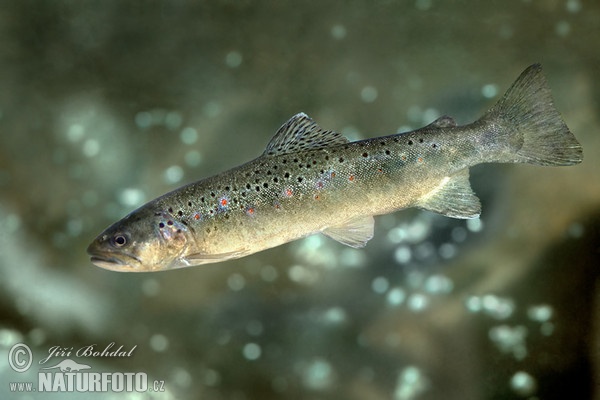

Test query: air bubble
[164,165,184,184]
[387,287,406,306]
[527,304,553,322]
[165,111,183,130]
[510,371,537,396]
[227,273,246,291]
[371,276,389,294]
[180,127,198,145]
[82,139,100,157]
[481,84,498,99]
[360,86,378,103]
[242,343,261,360]
[185,150,202,167]
[466,218,483,232]
[555,20,570,37]
[225,51,243,68]
[407,293,429,312]
[301,359,334,390]
[330,24,347,40]
[134,111,152,129]
[149,334,169,352]
[118,188,145,207]
[67,124,85,142]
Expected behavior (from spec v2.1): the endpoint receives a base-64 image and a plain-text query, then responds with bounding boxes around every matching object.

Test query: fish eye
[111,233,129,248]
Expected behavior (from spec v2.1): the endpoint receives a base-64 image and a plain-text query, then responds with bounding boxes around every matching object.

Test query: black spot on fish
[419,138,424,143]
[246,183,251,189]
[263,183,269,188]
[255,186,260,192]
[168,207,173,213]
[188,201,192,207]
[298,177,303,183]
[284,172,290,178]
[339,157,344,163]
[177,210,183,216]
[273,177,279,183]
[225,186,230,191]
[385,150,391,155]
[210,192,216,197]
[408,140,413,145]
[362,152,368,157]
[159,222,165,228]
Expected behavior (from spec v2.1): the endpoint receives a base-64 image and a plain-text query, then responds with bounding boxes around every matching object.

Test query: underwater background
[1,1,599,399]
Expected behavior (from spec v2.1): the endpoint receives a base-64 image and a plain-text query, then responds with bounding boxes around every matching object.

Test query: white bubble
[173,367,192,388]
[246,320,264,336]
[118,187,145,207]
[481,84,498,98]
[165,111,183,130]
[555,20,570,37]
[203,101,221,118]
[82,138,100,157]
[330,24,347,40]
[438,243,457,259]
[415,0,432,11]
[407,293,429,312]
[360,86,378,103]
[67,124,85,142]
[465,295,482,312]
[225,51,243,68]
[288,264,319,284]
[164,165,184,184]
[372,276,389,294]
[180,127,198,145]
[386,287,406,306]
[394,245,412,264]
[566,0,581,13]
[489,325,527,359]
[527,304,553,322]
[451,226,467,242]
[227,273,246,291]
[482,294,515,319]
[134,111,152,129]
[260,265,278,282]
[5,213,21,233]
[142,279,160,297]
[302,359,333,390]
[510,371,536,396]
[394,366,428,400]
[184,150,202,167]
[424,274,453,294]
[466,218,483,232]
[203,369,221,386]
[149,334,169,352]
[242,342,261,360]
[322,307,347,324]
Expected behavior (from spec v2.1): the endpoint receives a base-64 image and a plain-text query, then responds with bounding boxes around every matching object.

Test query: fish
[87,64,583,272]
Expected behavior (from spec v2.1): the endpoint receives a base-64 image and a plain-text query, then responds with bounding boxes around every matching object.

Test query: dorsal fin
[264,113,349,156]
[427,115,457,129]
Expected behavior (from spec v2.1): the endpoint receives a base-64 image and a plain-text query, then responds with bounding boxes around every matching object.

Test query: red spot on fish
[316,181,324,189]
[284,188,293,197]
[349,175,355,182]
[246,207,255,216]
[418,157,424,163]
[314,194,321,200]
[377,168,383,173]
[220,198,228,206]
[330,172,336,178]
[194,214,200,220]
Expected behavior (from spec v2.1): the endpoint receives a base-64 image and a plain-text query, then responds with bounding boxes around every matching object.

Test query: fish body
[87,64,583,272]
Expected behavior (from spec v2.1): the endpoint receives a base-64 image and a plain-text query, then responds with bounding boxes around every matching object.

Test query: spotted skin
[87,65,582,272]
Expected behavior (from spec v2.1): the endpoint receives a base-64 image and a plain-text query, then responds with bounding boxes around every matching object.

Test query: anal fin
[322,215,375,248]
[418,169,481,219]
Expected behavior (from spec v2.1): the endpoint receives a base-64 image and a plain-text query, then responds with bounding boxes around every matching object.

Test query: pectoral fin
[418,169,481,219]
[322,215,375,248]
[178,248,251,267]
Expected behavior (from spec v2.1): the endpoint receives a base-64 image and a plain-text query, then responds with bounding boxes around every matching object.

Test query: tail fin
[485,64,583,166]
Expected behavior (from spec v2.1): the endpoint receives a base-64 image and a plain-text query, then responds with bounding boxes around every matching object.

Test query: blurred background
[0,1,599,399]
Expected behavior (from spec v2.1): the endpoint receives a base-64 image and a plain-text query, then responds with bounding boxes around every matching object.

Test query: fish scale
[87,64,583,272]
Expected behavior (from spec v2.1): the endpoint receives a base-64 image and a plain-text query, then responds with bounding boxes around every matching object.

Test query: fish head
[87,207,191,272]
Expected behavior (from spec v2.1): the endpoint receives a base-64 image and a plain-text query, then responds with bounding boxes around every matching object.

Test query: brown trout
[87,64,582,272]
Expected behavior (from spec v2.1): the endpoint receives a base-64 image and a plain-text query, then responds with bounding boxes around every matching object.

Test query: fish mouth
[88,253,143,272]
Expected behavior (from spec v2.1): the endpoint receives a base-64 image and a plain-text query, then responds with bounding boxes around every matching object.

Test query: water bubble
[566,0,581,13]
[407,293,429,312]
[481,84,498,98]
[288,264,319,284]
[164,165,184,184]
[438,242,457,259]
[180,127,198,145]
[165,111,183,130]
[227,273,246,291]
[203,369,221,386]
[394,366,428,400]
[361,86,378,103]
[203,101,221,118]
[260,265,278,282]
[387,287,406,306]
[118,188,145,207]
[466,218,483,232]
[451,226,467,242]
[415,0,432,11]
[134,111,152,129]
[82,139,100,157]
[301,359,334,390]
[555,20,570,37]
[322,307,347,324]
[225,51,243,68]
[394,245,412,264]
[489,325,527,360]
[527,304,553,322]
[330,24,347,40]
[67,124,85,142]
[424,274,453,294]
[149,334,169,352]
[184,150,203,167]
[510,371,537,396]
[142,279,160,297]
[246,320,264,336]
[242,343,261,360]
[482,294,515,319]
[173,368,192,388]
[372,276,389,294]
[465,295,483,312]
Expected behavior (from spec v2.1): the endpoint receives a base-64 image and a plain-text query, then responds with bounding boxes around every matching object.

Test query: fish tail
[483,63,583,166]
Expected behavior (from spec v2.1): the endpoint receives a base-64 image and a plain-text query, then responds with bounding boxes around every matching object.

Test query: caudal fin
[486,64,583,166]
